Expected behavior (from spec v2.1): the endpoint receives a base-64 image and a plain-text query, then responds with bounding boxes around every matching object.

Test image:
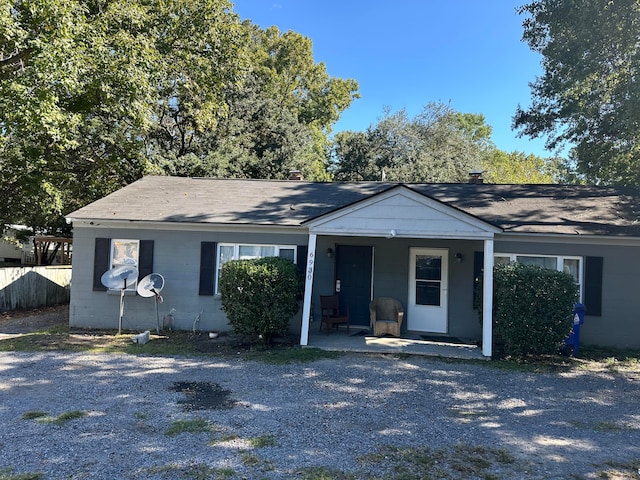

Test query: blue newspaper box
[561,303,586,356]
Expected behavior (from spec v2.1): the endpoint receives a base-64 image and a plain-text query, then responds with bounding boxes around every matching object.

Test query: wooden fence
[0,266,72,311]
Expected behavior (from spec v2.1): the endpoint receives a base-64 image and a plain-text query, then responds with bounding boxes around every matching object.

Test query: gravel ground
[0,349,639,479]
[0,307,639,479]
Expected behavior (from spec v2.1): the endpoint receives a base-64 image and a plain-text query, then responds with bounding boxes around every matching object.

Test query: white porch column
[299,233,317,346]
[482,238,494,357]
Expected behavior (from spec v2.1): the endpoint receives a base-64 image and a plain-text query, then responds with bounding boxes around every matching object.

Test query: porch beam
[299,233,317,346]
[482,238,494,357]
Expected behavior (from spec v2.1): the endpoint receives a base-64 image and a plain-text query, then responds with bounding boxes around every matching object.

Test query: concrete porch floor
[306,326,487,361]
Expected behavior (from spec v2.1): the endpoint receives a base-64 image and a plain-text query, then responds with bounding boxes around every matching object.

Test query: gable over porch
[298,186,501,357]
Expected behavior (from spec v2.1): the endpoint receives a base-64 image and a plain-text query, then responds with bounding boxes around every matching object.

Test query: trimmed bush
[483,262,578,357]
[219,256,300,344]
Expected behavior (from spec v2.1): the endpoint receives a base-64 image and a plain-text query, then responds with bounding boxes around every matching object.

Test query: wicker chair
[319,295,350,334]
[369,297,404,337]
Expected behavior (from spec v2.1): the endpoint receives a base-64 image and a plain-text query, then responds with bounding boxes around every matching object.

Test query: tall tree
[481,150,559,184]
[514,0,640,185]
[191,24,358,181]
[0,2,357,234]
[0,0,248,233]
[332,103,488,182]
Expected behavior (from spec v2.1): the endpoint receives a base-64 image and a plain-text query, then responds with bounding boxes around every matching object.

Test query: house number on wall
[306,251,314,281]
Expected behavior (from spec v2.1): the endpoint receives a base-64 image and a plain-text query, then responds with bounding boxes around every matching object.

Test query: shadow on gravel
[170,381,237,411]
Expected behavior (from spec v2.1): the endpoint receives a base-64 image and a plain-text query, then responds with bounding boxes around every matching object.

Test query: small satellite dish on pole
[101,265,139,334]
[136,273,165,334]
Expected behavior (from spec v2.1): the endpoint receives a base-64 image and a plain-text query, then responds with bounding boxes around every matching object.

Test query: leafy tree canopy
[332,103,489,182]
[332,102,569,184]
[0,0,358,234]
[480,150,564,184]
[514,0,640,185]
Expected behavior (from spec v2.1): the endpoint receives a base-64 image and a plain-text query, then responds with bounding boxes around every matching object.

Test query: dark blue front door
[335,245,372,326]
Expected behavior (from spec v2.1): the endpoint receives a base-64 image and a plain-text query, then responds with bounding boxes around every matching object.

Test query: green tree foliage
[0,0,247,233]
[218,256,300,345]
[514,0,640,185]
[481,150,560,184]
[332,103,488,182]
[188,25,358,182]
[490,263,577,357]
[0,2,357,233]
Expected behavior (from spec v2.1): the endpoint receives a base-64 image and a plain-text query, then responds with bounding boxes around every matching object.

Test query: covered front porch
[297,186,499,358]
[307,327,486,360]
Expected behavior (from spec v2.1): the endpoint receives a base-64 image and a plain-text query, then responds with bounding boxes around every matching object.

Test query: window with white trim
[110,239,139,290]
[216,243,297,293]
[495,253,583,300]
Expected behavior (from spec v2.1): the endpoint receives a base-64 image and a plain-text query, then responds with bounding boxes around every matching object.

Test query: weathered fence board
[0,266,71,311]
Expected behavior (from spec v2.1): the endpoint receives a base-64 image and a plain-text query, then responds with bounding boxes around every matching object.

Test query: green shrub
[480,262,578,357]
[219,256,300,344]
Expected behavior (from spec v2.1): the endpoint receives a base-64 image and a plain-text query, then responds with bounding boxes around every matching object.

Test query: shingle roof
[66,176,640,237]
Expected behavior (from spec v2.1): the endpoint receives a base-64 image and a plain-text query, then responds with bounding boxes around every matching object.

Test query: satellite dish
[136,273,165,298]
[101,265,139,290]
[136,273,166,334]
[100,266,139,334]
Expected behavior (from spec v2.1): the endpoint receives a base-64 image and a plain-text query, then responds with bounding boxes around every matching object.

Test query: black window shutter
[138,240,154,279]
[473,251,484,308]
[199,242,217,296]
[584,256,603,316]
[93,238,110,291]
[296,245,308,274]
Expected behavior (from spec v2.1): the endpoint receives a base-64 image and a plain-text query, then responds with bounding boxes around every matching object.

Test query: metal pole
[155,295,160,335]
[119,288,124,334]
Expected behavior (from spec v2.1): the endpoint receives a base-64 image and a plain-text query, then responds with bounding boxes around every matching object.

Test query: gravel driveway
[1,349,639,479]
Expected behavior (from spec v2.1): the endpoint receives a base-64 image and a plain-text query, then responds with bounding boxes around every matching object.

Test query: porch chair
[319,295,350,334]
[369,297,404,337]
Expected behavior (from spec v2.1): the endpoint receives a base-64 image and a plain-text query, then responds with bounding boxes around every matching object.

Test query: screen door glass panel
[415,255,442,306]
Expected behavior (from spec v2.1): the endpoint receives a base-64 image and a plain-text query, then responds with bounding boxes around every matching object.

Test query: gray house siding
[310,236,483,340]
[70,225,640,349]
[70,226,308,332]
[494,238,640,349]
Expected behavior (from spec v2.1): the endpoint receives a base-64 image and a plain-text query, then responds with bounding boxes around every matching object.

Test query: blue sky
[232,1,556,158]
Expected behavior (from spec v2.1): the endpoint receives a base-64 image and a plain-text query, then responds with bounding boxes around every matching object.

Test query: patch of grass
[145,463,235,480]
[244,346,343,364]
[239,452,262,467]
[248,434,277,448]
[24,410,87,426]
[53,410,87,425]
[479,345,640,376]
[450,444,516,476]
[449,407,488,418]
[165,419,213,437]
[21,411,48,420]
[0,327,207,356]
[570,419,633,432]
[6,321,639,378]
[359,443,519,479]
[596,460,640,479]
[181,463,232,480]
[0,327,343,364]
[294,466,358,480]
[594,421,628,432]
[208,433,240,445]
[0,468,44,480]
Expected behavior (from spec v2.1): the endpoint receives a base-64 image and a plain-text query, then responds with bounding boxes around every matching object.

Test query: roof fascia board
[497,232,640,247]
[68,219,305,235]
[308,227,495,240]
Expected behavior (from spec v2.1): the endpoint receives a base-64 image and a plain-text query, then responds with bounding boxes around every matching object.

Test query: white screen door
[408,247,448,333]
